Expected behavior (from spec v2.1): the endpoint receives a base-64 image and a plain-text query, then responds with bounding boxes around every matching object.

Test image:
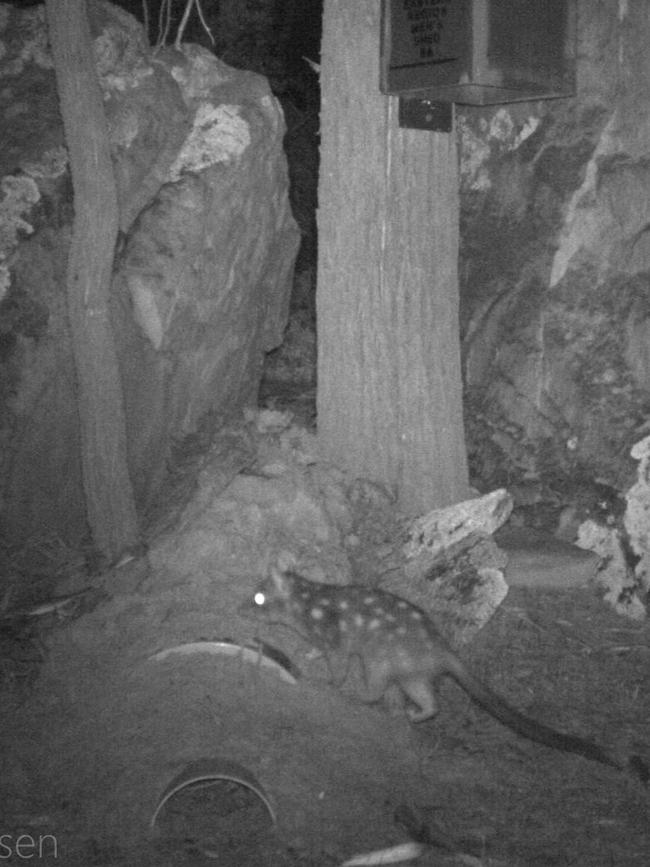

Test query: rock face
[0,2,299,545]
[459,0,650,528]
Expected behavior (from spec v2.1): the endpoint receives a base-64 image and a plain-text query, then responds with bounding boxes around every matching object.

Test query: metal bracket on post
[398,96,453,132]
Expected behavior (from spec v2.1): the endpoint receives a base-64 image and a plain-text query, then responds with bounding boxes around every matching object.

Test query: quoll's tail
[443,653,648,786]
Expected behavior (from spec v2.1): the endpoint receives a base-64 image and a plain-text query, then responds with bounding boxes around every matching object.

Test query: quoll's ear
[269,566,293,599]
[276,549,297,572]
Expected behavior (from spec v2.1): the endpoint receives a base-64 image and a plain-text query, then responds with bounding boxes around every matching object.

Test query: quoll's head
[251,566,294,617]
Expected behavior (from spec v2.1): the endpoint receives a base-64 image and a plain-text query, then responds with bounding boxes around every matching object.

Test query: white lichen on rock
[20,146,68,179]
[169,44,230,99]
[0,174,40,247]
[403,488,513,559]
[168,103,250,179]
[458,108,541,192]
[0,262,9,302]
[0,173,40,303]
[126,273,165,350]
[0,6,52,76]
[576,518,645,620]
[624,435,650,594]
[575,435,650,620]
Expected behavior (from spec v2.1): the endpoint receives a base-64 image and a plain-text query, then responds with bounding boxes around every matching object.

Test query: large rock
[0,2,299,545]
[459,0,650,526]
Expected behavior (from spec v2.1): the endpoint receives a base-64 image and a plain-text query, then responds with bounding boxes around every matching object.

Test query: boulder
[0,1,299,545]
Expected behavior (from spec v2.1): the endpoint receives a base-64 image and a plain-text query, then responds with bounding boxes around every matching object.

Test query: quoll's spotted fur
[252,566,648,785]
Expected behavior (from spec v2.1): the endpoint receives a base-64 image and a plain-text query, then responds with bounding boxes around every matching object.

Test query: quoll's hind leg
[399,675,439,723]
[379,683,408,716]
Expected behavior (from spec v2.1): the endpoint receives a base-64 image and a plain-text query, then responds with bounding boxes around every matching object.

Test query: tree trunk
[45,0,140,559]
[317,0,469,514]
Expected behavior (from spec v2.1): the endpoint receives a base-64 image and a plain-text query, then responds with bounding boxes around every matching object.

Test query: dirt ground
[1,413,648,867]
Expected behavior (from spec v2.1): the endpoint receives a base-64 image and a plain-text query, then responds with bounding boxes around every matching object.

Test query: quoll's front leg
[399,675,439,723]
[356,658,393,705]
[323,648,356,688]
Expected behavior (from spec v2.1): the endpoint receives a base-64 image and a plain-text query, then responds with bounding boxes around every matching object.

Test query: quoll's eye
[254,591,267,607]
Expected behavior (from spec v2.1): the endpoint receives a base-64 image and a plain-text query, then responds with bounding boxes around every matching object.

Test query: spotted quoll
[251,565,648,786]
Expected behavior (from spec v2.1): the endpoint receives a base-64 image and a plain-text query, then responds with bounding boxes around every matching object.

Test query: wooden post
[317,0,469,513]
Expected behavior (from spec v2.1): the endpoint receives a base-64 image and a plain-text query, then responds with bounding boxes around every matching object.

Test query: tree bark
[45,0,140,559]
[317,0,469,514]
